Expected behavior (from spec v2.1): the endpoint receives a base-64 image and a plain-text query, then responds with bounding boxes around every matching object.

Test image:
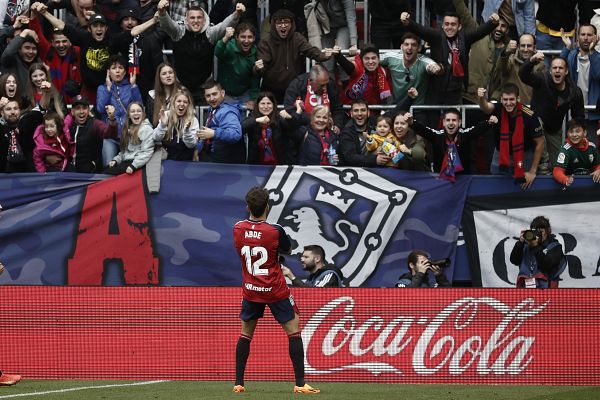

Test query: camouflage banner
[0,163,469,286]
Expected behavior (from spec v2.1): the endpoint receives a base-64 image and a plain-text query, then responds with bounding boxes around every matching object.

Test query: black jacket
[338,117,378,167]
[406,18,497,103]
[519,60,585,132]
[290,265,345,287]
[242,113,299,165]
[411,120,489,173]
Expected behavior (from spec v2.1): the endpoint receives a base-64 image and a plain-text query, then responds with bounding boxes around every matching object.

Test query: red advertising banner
[0,287,598,385]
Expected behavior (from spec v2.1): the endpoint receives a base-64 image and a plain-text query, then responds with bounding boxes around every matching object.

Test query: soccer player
[232,187,320,394]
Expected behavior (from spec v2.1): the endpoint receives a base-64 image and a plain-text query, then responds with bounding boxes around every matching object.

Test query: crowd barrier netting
[0,286,598,385]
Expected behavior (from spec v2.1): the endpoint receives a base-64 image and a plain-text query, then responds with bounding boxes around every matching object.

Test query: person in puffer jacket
[32,112,74,173]
[104,101,154,175]
[96,54,143,166]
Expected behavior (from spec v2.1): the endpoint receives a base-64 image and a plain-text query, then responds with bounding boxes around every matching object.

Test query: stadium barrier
[0,286,598,384]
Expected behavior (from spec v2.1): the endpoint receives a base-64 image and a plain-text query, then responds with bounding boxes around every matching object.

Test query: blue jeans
[102,138,120,168]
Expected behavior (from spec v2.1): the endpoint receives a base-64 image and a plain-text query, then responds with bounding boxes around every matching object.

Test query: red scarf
[449,40,464,78]
[439,135,463,182]
[500,103,525,181]
[343,54,392,104]
[258,125,277,165]
[317,129,333,165]
[301,79,330,114]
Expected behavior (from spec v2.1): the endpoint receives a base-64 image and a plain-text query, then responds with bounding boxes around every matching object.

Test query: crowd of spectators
[0,0,599,186]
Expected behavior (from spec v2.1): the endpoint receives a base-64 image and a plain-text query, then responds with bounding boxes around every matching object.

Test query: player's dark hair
[304,245,326,262]
[245,187,269,217]
[407,250,429,268]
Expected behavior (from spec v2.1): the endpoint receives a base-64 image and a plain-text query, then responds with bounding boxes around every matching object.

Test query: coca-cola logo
[302,296,549,376]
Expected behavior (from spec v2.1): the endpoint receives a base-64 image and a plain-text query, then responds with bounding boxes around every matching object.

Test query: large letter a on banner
[68,171,159,285]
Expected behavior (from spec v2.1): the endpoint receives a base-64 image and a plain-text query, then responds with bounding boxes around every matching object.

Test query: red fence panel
[0,287,598,385]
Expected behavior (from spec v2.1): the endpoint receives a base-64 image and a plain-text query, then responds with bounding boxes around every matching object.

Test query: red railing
[0,287,598,385]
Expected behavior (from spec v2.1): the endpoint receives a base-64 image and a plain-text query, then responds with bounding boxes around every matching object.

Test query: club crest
[264,166,416,286]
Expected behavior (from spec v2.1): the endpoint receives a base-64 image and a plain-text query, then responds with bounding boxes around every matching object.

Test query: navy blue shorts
[240,295,299,324]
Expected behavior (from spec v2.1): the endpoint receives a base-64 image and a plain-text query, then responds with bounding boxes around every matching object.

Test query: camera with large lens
[430,258,451,268]
[523,229,541,241]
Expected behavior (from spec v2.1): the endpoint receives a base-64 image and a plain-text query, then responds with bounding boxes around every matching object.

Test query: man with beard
[464,17,510,104]
[157,0,244,104]
[560,24,600,135]
[520,54,585,167]
[30,2,82,103]
[0,100,31,172]
[380,33,441,107]
[281,245,344,287]
[498,33,544,105]
[65,95,117,173]
[477,84,546,189]
[256,9,332,103]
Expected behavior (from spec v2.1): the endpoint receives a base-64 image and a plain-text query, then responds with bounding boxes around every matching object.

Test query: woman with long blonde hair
[152,89,198,160]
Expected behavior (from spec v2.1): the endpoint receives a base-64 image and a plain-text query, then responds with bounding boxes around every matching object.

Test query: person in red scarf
[553,118,600,186]
[333,44,392,108]
[283,64,345,134]
[407,109,496,182]
[478,83,546,189]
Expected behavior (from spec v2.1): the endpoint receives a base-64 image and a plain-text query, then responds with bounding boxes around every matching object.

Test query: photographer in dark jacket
[281,245,344,287]
[510,215,565,288]
[396,250,452,288]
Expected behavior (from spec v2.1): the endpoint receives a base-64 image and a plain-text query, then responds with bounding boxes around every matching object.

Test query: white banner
[473,202,600,288]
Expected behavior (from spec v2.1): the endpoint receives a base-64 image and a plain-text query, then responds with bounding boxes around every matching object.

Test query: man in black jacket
[400,10,500,106]
[67,95,117,173]
[408,108,497,180]
[281,245,344,287]
[519,52,585,167]
[339,98,390,167]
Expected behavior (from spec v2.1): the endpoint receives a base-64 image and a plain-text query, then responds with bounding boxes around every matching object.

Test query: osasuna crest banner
[0,163,469,287]
[463,186,600,288]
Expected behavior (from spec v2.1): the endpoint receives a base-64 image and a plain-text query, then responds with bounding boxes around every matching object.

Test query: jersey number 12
[241,245,268,276]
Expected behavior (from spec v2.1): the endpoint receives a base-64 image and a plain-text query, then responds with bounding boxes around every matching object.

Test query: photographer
[396,250,452,288]
[510,216,565,288]
[281,245,344,287]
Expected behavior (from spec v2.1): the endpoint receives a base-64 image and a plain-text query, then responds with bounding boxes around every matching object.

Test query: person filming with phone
[510,216,566,288]
[396,250,452,288]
